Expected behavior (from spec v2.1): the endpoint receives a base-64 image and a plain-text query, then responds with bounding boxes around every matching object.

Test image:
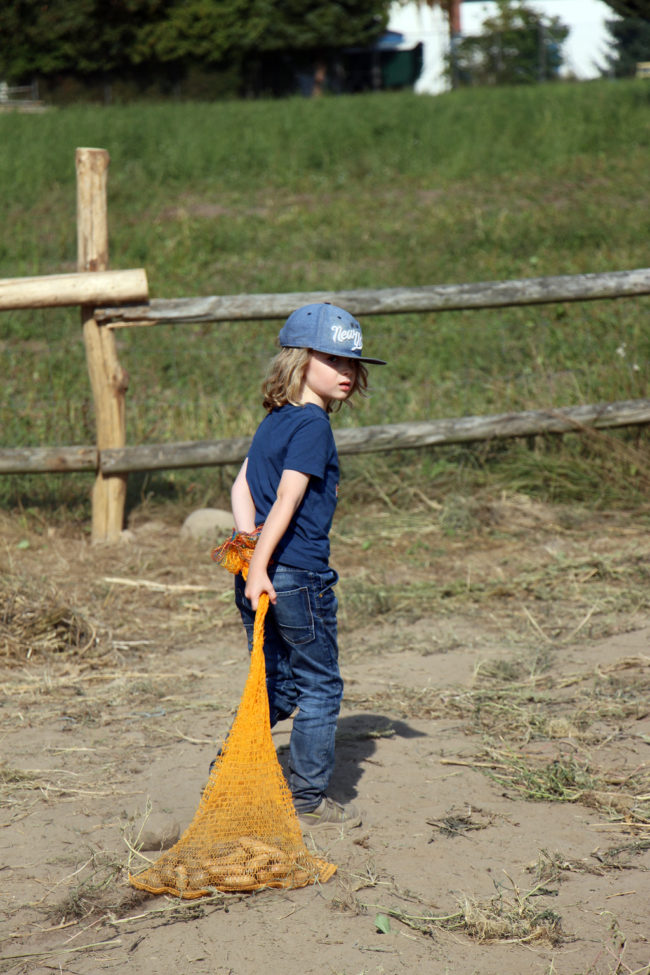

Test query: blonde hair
[262,347,368,413]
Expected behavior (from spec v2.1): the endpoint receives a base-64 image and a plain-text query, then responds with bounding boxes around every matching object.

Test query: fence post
[77,147,128,543]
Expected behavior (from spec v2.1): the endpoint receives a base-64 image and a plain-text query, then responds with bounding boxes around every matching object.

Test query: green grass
[1,81,649,519]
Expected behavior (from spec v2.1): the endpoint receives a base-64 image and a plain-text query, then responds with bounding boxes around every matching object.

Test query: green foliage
[253,0,388,51]
[0,83,648,515]
[602,0,650,17]
[449,0,569,86]
[0,0,163,79]
[0,0,390,86]
[375,912,392,934]
[602,16,650,77]
[138,0,263,66]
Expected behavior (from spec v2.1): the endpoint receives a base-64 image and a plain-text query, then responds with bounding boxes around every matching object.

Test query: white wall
[460,0,617,78]
[387,2,451,94]
[388,0,617,93]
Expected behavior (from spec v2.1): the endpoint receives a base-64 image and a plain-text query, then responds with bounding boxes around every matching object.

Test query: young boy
[231,303,385,827]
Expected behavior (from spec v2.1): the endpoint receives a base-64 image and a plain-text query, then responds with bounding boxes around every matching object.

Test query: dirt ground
[1,495,649,975]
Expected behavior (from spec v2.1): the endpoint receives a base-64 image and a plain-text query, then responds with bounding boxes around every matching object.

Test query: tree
[0,0,95,80]
[448,0,569,87]
[250,0,388,53]
[0,0,170,81]
[601,14,650,76]
[0,0,391,87]
[602,0,650,18]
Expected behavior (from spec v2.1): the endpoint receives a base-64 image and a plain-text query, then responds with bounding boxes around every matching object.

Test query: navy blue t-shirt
[245,403,339,570]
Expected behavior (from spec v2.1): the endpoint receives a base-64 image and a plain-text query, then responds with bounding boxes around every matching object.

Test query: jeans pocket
[273,586,315,646]
[316,581,338,621]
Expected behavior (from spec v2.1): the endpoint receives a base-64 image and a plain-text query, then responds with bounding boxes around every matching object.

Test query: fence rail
[0,80,39,103]
[96,268,650,326]
[0,447,98,475]
[0,269,148,311]
[2,399,648,477]
[2,147,649,542]
[95,398,650,472]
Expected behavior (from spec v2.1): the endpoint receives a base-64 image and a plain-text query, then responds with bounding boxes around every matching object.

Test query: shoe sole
[299,814,362,830]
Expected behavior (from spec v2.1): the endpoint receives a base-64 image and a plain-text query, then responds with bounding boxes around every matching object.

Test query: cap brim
[311,346,386,365]
[356,355,387,365]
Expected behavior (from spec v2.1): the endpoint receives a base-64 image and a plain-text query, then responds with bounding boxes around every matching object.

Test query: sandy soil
[1,498,649,975]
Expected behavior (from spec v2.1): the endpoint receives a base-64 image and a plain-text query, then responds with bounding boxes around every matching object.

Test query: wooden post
[77,147,128,543]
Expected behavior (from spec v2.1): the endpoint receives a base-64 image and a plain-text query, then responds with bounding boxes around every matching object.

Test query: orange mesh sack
[129,531,337,898]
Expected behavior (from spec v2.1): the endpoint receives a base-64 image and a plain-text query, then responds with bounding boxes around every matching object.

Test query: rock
[138,817,181,852]
[180,508,233,541]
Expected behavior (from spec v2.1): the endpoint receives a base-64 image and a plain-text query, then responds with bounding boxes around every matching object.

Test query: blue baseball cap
[278,303,386,365]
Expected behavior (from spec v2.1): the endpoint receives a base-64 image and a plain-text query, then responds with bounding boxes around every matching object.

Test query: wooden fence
[2,147,649,542]
[0,80,44,113]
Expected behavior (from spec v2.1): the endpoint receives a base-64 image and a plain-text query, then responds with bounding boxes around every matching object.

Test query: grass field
[1,81,649,520]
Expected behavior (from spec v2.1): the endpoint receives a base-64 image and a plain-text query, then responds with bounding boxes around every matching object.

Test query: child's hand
[245,567,277,610]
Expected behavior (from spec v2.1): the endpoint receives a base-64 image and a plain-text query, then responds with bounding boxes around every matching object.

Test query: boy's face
[300,351,359,410]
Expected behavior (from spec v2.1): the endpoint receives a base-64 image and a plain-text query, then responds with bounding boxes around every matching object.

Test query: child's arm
[231,458,256,533]
[245,468,310,609]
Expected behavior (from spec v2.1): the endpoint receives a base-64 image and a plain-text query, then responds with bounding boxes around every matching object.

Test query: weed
[366,875,564,945]
[529,841,650,884]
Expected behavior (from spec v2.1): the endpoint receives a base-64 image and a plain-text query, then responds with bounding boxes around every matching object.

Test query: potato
[286,868,312,887]
[219,872,257,891]
[205,861,250,884]
[187,867,210,889]
[202,850,242,869]
[238,836,283,857]
[254,867,284,885]
[174,864,189,892]
[246,852,273,874]
[266,860,296,878]
[156,861,177,886]
[253,860,312,887]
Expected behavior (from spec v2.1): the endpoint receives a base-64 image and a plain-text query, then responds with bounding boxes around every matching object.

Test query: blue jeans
[234,565,343,813]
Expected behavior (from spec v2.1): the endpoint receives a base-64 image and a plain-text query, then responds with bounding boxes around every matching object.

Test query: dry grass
[345,654,650,735]
[0,578,99,663]
[529,841,650,883]
[333,860,564,946]
[345,653,650,834]
[359,875,564,946]
[479,746,650,827]
[339,549,650,639]
[426,804,495,839]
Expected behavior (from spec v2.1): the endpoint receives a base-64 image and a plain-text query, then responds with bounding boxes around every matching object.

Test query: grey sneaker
[298,797,362,829]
